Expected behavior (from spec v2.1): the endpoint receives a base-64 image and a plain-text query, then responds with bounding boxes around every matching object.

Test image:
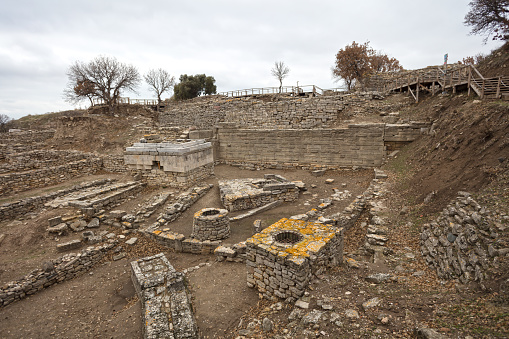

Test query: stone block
[56,239,82,252]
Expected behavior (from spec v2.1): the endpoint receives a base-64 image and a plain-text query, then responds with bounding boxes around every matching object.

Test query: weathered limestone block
[130,253,199,339]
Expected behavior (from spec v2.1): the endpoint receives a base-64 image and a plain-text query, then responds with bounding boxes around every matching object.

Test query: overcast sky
[0,0,503,120]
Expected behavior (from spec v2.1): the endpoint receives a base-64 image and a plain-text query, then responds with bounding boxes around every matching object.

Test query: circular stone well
[272,230,304,246]
[192,208,230,241]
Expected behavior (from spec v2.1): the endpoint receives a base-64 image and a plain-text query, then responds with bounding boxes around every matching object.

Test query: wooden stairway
[370,64,509,102]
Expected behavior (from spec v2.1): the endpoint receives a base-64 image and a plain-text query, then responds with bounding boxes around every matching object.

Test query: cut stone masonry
[124,140,214,187]
[246,218,343,301]
[219,174,299,212]
[130,253,199,339]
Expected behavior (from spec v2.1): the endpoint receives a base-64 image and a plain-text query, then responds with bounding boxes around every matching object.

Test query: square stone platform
[124,140,214,187]
[124,139,213,173]
[245,218,343,301]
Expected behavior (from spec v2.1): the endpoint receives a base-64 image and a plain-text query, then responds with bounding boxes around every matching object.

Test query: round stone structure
[192,208,230,241]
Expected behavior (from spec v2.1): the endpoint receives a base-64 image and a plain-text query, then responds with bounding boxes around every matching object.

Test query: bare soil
[0,165,372,338]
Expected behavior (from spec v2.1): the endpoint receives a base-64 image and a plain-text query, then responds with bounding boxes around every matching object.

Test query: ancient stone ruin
[131,253,199,339]
[219,174,299,211]
[124,139,213,187]
[2,87,505,338]
[191,207,230,241]
[246,218,343,301]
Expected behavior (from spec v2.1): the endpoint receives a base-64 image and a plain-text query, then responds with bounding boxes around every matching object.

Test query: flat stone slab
[229,200,282,222]
[125,237,138,245]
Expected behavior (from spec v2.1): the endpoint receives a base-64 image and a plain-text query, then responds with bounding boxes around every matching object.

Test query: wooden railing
[369,64,509,101]
[92,97,159,106]
[217,85,321,97]
[216,85,346,98]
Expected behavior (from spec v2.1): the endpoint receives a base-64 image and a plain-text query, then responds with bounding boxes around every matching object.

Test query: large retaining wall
[217,124,386,168]
[384,122,430,151]
[0,243,114,307]
[160,92,394,129]
[215,122,428,168]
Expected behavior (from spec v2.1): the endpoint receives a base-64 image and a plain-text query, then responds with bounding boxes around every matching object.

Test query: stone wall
[0,150,95,174]
[384,122,430,151]
[133,163,214,188]
[420,192,507,284]
[0,243,114,307]
[160,92,388,130]
[101,154,127,173]
[217,124,386,168]
[0,158,103,196]
[69,181,145,216]
[0,130,55,144]
[0,179,114,221]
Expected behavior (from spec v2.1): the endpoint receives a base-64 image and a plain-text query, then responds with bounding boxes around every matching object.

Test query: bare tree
[64,56,141,114]
[271,61,290,93]
[144,69,176,106]
[0,114,12,133]
[465,0,509,42]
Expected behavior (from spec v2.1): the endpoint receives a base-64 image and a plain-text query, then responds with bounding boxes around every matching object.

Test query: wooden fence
[369,64,509,102]
[92,98,159,106]
[216,85,346,97]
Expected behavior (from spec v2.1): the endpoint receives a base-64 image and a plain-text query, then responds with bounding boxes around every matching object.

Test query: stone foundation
[138,163,214,188]
[219,174,299,212]
[0,179,114,221]
[124,140,214,188]
[246,218,343,301]
[0,243,115,307]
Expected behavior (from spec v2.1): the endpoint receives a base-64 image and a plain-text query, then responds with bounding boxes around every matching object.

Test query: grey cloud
[0,0,502,119]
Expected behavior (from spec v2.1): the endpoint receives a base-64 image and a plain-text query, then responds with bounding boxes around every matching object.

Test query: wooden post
[481,79,485,99]
[432,81,435,96]
[497,77,502,98]
[467,66,472,96]
[416,75,420,103]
